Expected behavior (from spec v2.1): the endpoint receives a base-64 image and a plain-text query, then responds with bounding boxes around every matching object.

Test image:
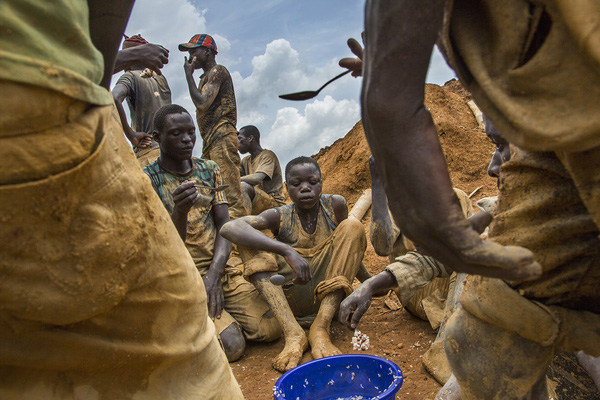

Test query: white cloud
[265,95,360,167]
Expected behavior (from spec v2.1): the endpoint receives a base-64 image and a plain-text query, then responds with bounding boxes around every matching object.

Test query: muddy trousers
[241,218,366,325]
[444,307,553,400]
[0,81,243,399]
[203,132,247,219]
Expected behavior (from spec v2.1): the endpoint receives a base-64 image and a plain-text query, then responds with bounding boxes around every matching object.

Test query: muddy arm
[362,0,540,281]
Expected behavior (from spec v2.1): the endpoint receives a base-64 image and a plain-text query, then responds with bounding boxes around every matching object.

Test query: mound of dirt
[313,79,496,208]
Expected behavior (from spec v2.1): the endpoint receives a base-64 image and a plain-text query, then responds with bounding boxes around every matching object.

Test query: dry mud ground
[232,80,498,399]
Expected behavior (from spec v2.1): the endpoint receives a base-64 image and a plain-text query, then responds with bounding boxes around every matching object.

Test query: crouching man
[143,104,281,361]
[220,156,366,371]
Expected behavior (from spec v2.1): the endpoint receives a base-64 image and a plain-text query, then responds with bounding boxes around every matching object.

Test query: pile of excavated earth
[231,80,497,399]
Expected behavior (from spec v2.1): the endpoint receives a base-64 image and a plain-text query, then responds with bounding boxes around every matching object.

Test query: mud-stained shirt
[240,149,285,206]
[144,157,228,270]
[438,0,600,153]
[196,64,237,151]
[0,0,113,105]
[114,70,172,150]
[275,194,338,249]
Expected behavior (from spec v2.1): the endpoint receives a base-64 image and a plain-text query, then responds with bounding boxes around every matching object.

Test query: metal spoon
[279,70,351,101]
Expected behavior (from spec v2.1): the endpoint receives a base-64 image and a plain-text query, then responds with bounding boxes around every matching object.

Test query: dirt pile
[313,79,496,208]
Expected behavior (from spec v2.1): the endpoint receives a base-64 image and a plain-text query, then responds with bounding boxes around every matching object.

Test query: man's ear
[152,130,161,143]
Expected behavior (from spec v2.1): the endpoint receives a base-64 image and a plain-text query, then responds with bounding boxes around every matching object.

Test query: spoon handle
[316,70,351,93]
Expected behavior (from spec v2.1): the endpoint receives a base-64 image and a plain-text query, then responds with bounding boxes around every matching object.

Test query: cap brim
[178,43,200,52]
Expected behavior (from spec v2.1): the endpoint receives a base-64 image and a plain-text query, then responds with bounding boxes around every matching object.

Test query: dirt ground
[231,80,497,399]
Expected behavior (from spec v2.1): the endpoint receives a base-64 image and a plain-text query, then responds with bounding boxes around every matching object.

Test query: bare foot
[309,325,342,359]
[272,329,308,372]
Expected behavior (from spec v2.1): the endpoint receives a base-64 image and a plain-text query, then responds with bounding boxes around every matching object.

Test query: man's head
[483,114,511,183]
[238,125,260,154]
[122,34,148,49]
[179,34,217,69]
[285,156,323,209]
[152,104,196,161]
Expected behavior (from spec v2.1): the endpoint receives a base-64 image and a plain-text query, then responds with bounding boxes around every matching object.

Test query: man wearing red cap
[113,34,172,167]
[179,34,247,219]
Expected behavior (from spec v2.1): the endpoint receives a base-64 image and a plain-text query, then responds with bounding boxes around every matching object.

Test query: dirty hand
[130,131,152,148]
[125,43,169,75]
[172,181,199,214]
[184,56,197,76]
[283,248,311,284]
[203,271,224,319]
[339,283,373,330]
[339,35,364,77]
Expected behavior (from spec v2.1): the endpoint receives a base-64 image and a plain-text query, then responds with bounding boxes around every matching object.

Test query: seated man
[113,34,172,167]
[368,154,474,325]
[143,104,281,361]
[238,125,286,214]
[220,156,366,372]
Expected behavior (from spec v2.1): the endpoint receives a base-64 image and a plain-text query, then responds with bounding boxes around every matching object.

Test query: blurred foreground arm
[87,0,135,89]
[361,0,541,281]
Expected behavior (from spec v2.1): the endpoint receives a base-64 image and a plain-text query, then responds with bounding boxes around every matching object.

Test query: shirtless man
[180,34,246,219]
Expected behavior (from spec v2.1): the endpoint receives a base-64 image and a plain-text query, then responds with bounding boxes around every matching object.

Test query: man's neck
[249,145,263,159]
[158,156,193,176]
[201,59,217,73]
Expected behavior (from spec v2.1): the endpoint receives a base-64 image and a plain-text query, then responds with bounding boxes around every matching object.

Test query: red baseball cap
[178,34,218,54]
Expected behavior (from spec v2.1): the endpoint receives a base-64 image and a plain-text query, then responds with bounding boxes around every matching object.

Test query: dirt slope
[313,79,496,209]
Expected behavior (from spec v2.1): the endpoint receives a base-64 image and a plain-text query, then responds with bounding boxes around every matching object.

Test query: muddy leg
[309,290,344,359]
[250,272,308,372]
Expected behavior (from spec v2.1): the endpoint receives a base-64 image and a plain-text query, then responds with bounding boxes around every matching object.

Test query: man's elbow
[219,220,236,241]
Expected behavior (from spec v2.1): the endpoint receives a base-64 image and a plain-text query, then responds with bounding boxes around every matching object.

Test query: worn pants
[241,218,366,326]
[384,251,454,328]
[442,146,600,399]
[203,132,247,219]
[199,266,282,342]
[0,81,243,399]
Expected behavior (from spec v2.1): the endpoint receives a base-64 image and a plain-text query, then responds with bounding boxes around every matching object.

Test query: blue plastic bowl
[272,354,403,400]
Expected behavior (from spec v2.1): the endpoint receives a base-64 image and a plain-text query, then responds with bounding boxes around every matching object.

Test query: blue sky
[115,0,456,167]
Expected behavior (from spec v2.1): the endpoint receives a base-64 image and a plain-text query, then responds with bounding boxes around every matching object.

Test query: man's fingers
[350,302,370,329]
[456,243,542,282]
[347,38,363,59]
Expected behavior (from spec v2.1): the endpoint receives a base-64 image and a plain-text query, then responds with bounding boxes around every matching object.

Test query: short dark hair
[153,104,191,133]
[239,125,260,142]
[285,156,321,181]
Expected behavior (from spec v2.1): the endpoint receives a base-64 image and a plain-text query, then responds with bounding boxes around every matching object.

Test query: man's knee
[255,309,283,342]
[241,181,255,200]
[336,218,367,246]
[220,322,246,362]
